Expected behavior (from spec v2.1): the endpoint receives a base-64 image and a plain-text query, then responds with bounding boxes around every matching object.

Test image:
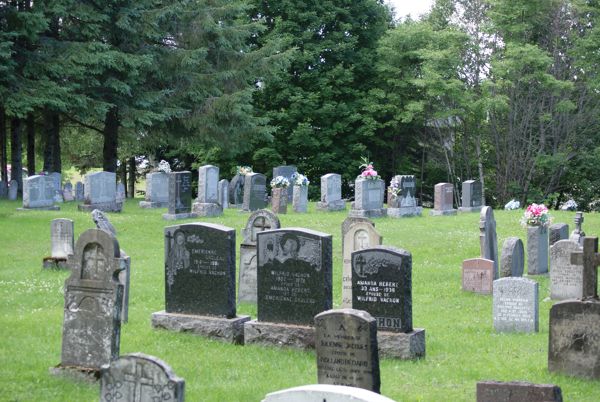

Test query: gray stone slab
[527,226,549,275]
[500,237,524,277]
[550,240,583,300]
[243,320,315,349]
[0,180,7,198]
[8,179,18,200]
[51,218,74,259]
[243,173,267,212]
[292,185,308,213]
[63,182,74,202]
[75,181,84,201]
[341,217,374,251]
[549,223,569,246]
[151,311,250,344]
[197,165,219,204]
[262,385,396,402]
[316,173,346,211]
[476,381,563,402]
[84,171,116,205]
[459,179,483,211]
[377,328,425,360]
[480,206,498,279]
[431,182,455,214]
[493,277,538,333]
[273,165,297,202]
[162,212,198,221]
[218,179,229,209]
[23,175,55,209]
[145,172,169,204]
[191,201,223,217]
[462,258,494,294]
[115,183,125,203]
[353,178,385,212]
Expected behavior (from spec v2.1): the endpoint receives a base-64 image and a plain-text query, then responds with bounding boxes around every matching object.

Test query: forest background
[2,0,600,210]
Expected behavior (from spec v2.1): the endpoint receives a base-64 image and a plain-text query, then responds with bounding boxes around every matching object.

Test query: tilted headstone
[462,258,494,294]
[62,182,74,202]
[550,239,583,300]
[49,172,63,203]
[228,174,245,207]
[79,171,121,212]
[93,209,117,236]
[21,175,58,210]
[387,175,422,218]
[315,309,380,393]
[430,182,456,216]
[316,173,345,211]
[476,381,563,402]
[51,218,74,259]
[115,182,126,203]
[162,171,196,220]
[238,210,281,303]
[342,222,382,308]
[273,165,297,202]
[459,179,483,212]
[349,178,386,218]
[100,353,185,402]
[242,173,267,212]
[58,229,123,371]
[139,172,169,208]
[218,179,229,209]
[262,385,396,402]
[479,206,498,278]
[75,181,84,201]
[0,180,7,198]
[493,277,538,333]
[569,211,585,246]
[8,179,18,200]
[526,225,548,275]
[549,223,569,246]
[549,236,600,379]
[292,185,308,213]
[500,237,524,277]
[192,165,223,217]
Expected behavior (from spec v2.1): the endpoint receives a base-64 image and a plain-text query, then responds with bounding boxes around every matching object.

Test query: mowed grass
[0,199,599,401]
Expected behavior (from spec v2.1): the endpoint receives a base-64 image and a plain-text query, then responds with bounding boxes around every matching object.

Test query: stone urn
[271,187,287,214]
[293,185,308,213]
[527,225,549,275]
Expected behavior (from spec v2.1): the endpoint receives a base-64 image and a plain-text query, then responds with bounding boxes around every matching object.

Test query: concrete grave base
[244,320,315,350]
[42,257,69,270]
[49,365,101,383]
[377,328,426,360]
[476,381,563,402]
[458,206,483,213]
[138,200,169,209]
[77,202,122,213]
[191,202,223,217]
[162,212,198,221]
[429,209,457,216]
[151,311,250,344]
[17,206,60,211]
[316,200,346,211]
[348,208,387,218]
[387,206,423,218]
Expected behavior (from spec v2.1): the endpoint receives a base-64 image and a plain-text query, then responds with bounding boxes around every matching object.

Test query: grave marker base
[42,257,69,270]
[162,212,198,221]
[458,206,483,213]
[151,311,250,345]
[244,320,315,350]
[387,206,423,218]
[49,365,101,383]
[429,209,457,216]
[348,208,387,218]
[17,206,60,211]
[316,200,346,211]
[191,202,223,217]
[138,200,169,208]
[377,329,426,360]
[78,202,122,213]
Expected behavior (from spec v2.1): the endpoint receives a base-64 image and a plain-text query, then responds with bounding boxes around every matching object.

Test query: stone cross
[123,362,155,402]
[355,254,367,277]
[252,216,271,242]
[570,237,600,299]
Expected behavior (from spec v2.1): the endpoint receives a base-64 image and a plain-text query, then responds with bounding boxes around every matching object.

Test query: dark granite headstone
[480,206,498,279]
[460,179,483,211]
[500,237,524,277]
[462,258,494,294]
[273,165,297,202]
[351,246,412,333]
[164,223,236,318]
[0,180,7,198]
[228,174,245,206]
[75,181,84,201]
[315,309,380,393]
[476,381,563,402]
[163,171,194,219]
[256,228,332,325]
[100,353,185,402]
[549,223,569,246]
[60,229,123,370]
[243,173,267,212]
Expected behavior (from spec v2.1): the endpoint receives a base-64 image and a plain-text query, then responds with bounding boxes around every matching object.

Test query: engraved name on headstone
[550,239,583,300]
[493,277,538,333]
[243,173,267,212]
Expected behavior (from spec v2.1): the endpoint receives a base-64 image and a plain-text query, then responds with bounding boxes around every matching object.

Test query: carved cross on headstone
[355,254,367,277]
[123,362,155,402]
[251,216,271,242]
[570,237,600,300]
[82,244,107,280]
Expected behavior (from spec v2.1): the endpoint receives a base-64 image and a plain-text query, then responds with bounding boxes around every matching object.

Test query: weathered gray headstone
[549,223,569,246]
[49,172,63,203]
[271,187,287,214]
[228,174,245,207]
[75,181,84,201]
[273,165,297,202]
[62,182,74,202]
[430,182,456,216]
[100,353,185,402]
[192,165,223,217]
[387,175,422,218]
[79,171,121,212]
[262,385,396,402]
[550,239,583,300]
[58,229,123,371]
[476,381,563,402]
[51,218,74,259]
[139,172,169,208]
[315,309,380,393]
[21,175,58,210]
[292,185,308,213]
[342,217,374,250]
[316,173,345,211]
[93,209,117,236]
[493,277,538,333]
[242,173,267,212]
[459,179,483,212]
[500,237,524,277]
[238,210,281,303]
[342,222,382,308]
[462,258,494,294]
[527,225,549,275]
[349,178,386,218]
[8,179,18,200]
[115,183,125,204]
[162,171,196,220]
[218,179,229,209]
[569,211,585,246]
[480,206,498,279]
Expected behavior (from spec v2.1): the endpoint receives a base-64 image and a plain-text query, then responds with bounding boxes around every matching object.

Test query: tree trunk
[43,110,61,173]
[119,157,127,195]
[10,118,23,194]
[26,113,35,175]
[0,106,7,182]
[103,106,119,172]
[128,156,136,198]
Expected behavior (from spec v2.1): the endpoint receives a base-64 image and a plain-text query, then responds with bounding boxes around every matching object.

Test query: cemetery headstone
[228,174,245,207]
[342,222,382,308]
[349,177,386,218]
[462,258,494,294]
[192,165,223,217]
[387,175,422,218]
[115,182,125,204]
[262,385,396,402]
[79,171,122,212]
[526,225,549,275]
[43,219,74,269]
[8,179,18,200]
[476,381,563,402]
[75,181,84,201]
[20,175,59,210]
[459,179,483,212]
[549,223,569,246]
[500,237,524,277]
[56,229,123,373]
[548,236,600,379]
[100,353,185,402]
[480,206,498,278]
[430,182,456,216]
[493,277,538,333]
[49,172,63,203]
[270,186,288,214]
[238,210,281,303]
[139,171,169,208]
[152,223,249,344]
[550,239,583,300]
[315,309,380,393]
[93,209,117,236]
[351,246,425,359]
[569,211,585,246]
[292,184,308,213]
[242,173,267,212]
[0,180,6,198]
[342,217,374,250]
[218,179,229,209]
[63,182,74,202]
[162,171,196,220]
[316,173,346,211]
[273,165,297,202]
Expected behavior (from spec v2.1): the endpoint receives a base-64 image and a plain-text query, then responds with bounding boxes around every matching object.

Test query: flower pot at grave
[293,185,308,213]
[271,187,287,214]
[527,225,549,275]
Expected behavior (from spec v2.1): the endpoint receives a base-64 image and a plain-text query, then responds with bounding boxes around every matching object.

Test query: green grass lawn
[0,199,599,401]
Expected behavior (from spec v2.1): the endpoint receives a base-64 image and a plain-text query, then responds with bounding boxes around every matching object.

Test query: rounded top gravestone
[500,237,524,277]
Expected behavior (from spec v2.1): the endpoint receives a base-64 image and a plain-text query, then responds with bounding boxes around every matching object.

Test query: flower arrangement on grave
[520,203,552,228]
[358,156,380,180]
[270,175,290,188]
[237,166,253,176]
[389,176,401,196]
[157,160,171,173]
[291,172,309,187]
[560,199,578,211]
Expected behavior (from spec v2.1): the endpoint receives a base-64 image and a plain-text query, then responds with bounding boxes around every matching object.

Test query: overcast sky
[386,0,434,19]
